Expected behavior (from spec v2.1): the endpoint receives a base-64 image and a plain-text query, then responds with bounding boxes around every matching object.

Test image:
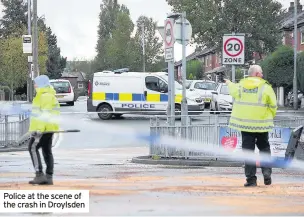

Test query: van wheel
[67,101,74,106]
[215,103,220,114]
[97,104,113,120]
[175,104,181,117]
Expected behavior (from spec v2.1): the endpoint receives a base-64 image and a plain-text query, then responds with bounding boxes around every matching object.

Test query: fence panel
[149,114,304,159]
[0,114,30,148]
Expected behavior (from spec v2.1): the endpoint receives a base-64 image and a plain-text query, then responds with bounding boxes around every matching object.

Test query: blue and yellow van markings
[92,92,182,103]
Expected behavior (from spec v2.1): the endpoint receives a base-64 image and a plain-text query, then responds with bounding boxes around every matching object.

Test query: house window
[301,32,304,44]
[205,56,208,67]
[78,83,84,89]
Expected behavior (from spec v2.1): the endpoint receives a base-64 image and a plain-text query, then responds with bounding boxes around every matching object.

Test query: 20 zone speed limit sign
[222,35,245,65]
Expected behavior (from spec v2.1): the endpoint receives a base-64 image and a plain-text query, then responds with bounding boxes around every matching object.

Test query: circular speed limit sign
[164,20,174,47]
[222,35,245,65]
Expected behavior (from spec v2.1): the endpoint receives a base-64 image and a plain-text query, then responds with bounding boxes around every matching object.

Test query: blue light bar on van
[113,68,129,73]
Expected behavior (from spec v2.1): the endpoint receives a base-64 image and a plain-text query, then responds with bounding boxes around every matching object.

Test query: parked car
[50,79,75,106]
[210,83,233,113]
[287,90,303,107]
[186,80,216,108]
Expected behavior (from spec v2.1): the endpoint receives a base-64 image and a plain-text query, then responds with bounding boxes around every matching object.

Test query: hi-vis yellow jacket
[29,86,60,133]
[227,77,277,133]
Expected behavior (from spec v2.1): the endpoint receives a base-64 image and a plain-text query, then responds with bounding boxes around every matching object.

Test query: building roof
[174,47,216,67]
[280,1,304,30]
[61,71,86,81]
[280,11,304,30]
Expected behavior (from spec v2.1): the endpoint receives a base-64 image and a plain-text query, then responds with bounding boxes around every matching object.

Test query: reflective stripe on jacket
[29,86,60,133]
[227,77,277,133]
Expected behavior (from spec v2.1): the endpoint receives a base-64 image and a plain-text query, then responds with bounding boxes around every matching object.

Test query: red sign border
[164,19,174,48]
[224,37,244,57]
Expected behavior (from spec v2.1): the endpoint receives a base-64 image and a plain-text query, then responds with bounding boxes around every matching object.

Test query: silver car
[186,80,216,108]
[210,83,233,113]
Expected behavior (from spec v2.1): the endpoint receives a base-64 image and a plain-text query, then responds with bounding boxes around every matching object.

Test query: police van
[87,70,205,120]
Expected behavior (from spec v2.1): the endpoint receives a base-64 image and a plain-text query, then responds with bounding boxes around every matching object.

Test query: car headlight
[187,97,203,103]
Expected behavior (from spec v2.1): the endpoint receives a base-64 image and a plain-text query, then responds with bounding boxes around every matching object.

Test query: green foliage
[0,36,27,89]
[104,11,135,70]
[37,18,66,79]
[0,0,28,38]
[38,31,48,75]
[261,45,294,88]
[0,0,65,95]
[167,0,284,61]
[0,31,48,90]
[188,73,194,80]
[235,67,244,81]
[95,0,130,71]
[134,16,164,72]
[95,1,164,72]
[186,60,203,79]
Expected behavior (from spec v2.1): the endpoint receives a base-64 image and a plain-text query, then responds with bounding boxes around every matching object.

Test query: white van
[87,71,205,120]
[50,79,75,106]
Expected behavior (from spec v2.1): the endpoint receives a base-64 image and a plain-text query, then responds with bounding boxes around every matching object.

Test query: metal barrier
[0,113,30,148]
[149,114,304,159]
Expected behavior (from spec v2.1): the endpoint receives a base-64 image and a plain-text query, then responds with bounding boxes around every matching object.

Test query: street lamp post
[293,0,298,110]
[27,0,32,102]
[33,0,39,79]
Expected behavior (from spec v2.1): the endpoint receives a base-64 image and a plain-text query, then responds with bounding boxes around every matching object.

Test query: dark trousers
[241,131,272,182]
[28,133,54,175]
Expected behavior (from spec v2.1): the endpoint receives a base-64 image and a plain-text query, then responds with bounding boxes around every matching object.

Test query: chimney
[297,0,303,12]
[289,2,295,13]
[289,1,303,13]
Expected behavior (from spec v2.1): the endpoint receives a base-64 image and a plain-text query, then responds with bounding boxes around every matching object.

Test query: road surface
[1,147,304,216]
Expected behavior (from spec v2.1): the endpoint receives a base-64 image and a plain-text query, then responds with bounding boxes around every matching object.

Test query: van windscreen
[50,82,70,93]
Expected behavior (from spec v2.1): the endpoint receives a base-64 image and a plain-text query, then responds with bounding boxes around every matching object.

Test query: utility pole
[293,0,298,110]
[27,0,32,102]
[33,0,39,79]
[181,11,188,137]
[141,24,146,72]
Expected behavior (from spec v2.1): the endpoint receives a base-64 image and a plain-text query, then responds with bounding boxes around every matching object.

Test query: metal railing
[149,114,304,159]
[0,113,30,148]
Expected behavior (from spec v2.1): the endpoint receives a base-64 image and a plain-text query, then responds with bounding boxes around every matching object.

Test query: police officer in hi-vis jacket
[28,75,60,185]
[225,65,277,187]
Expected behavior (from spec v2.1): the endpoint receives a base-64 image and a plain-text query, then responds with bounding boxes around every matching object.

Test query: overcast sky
[0,0,299,62]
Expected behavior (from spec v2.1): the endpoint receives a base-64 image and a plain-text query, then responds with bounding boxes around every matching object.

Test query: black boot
[244,176,257,187]
[45,174,53,185]
[244,181,257,187]
[264,177,272,186]
[29,172,48,185]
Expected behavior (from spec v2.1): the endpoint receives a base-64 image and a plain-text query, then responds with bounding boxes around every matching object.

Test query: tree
[0,30,48,97]
[167,0,284,61]
[134,16,164,72]
[261,45,294,89]
[38,18,67,79]
[186,60,203,79]
[104,11,136,70]
[0,0,28,38]
[95,0,130,71]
